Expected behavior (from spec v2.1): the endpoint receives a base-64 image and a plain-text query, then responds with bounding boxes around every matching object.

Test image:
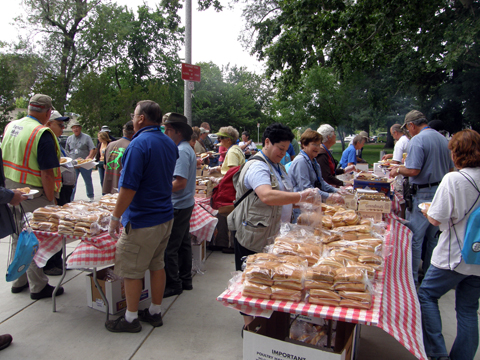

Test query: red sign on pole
[181,63,201,82]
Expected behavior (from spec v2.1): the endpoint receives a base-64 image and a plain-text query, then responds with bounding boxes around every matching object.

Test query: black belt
[413,181,440,189]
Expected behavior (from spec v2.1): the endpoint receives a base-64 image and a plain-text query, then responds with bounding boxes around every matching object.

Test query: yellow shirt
[221,145,245,175]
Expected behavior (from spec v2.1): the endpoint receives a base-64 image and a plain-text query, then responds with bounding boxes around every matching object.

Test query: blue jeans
[406,187,439,284]
[97,161,105,191]
[418,266,480,360]
[71,167,94,201]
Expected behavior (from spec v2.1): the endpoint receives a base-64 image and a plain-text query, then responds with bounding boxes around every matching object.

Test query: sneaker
[105,316,142,333]
[182,283,193,291]
[30,284,64,300]
[138,309,163,327]
[0,334,12,351]
[44,267,63,276]
[11,282,29,294]
[88,197,95,202]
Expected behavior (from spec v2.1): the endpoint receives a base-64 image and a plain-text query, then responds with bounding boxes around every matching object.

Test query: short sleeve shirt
[172,141,197,209]
[339,144,357,168]
[221,145,245,175]
[244,160,293,223]
[65,133,95,159]
[405,128,454,184]
[37,131,60,170]
[119,126,178,229]
[392,135,409,162]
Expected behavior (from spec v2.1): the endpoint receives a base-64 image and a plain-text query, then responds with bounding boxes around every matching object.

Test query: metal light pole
[184,0,192,125]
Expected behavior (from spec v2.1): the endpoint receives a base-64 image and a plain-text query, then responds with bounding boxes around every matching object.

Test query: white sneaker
[88,197,95,202]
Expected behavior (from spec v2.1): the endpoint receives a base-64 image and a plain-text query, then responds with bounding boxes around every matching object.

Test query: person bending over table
[107,100,178,333]
[227,123,318,332]
[209,126,245,175]
[419,129,480,360]
[288,129,344,222]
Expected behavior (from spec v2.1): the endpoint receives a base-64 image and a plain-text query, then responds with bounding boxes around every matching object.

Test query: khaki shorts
[114,219,174,279]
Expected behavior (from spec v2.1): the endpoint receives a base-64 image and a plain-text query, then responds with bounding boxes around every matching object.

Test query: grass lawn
[330,143,393,165]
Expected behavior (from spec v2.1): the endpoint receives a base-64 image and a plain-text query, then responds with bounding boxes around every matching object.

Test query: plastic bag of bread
[276,255,308,267]
[315,256,344,269]
[305,265,336,290]
[290,318,328,345]
[271,239,300,257]
[35,221,58,232]
[314,228,342,244]
[296,243,323,266]
[272,262,305,290]
[242,280,271,299]
[338,291,372,310]
[333,267,370,292]
[297,210,323,228]
[244,262,277,286]
[270,285,303,302]
[332,210,360,227]
[345,263,376,281]
[307,289,341,306]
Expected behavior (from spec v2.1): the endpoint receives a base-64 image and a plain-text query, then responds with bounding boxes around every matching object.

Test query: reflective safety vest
[1,117,62,192]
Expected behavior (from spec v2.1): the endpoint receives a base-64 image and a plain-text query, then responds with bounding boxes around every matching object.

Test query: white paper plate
[75,160,98,170]
[23,189,39,200]
[418,202,432,211]
[60,157,72,166]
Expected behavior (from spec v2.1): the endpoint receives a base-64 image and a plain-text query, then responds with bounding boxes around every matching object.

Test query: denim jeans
[406,186,439,284]
[71,167,94,200]
[418,265,480,360]
[97,161,105,193]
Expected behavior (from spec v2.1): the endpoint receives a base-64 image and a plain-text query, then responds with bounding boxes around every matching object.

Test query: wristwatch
[111,215,121,221]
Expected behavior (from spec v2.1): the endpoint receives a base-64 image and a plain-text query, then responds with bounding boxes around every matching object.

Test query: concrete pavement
[0,169,476,359]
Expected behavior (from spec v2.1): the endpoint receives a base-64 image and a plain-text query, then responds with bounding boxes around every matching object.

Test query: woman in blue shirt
[289,129,343,221]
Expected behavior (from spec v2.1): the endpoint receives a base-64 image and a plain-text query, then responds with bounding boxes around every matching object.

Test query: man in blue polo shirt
[389,110,454,286]
[162,113,196,298]
[106,100,178,333]
[339,134,365,169]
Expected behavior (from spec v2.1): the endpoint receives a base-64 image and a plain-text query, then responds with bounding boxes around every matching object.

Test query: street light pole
[184,0,192,125]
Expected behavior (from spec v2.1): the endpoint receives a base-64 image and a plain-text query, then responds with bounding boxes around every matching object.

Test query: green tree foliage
[191,62,273,134]
[0,56,17,133]
[240,0,480,131]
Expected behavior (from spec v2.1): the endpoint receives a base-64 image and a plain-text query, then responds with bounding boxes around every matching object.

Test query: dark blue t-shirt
[119,125,178,229]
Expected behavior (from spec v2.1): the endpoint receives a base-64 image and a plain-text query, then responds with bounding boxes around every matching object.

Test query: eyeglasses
[218,136,226,140]
[131,113,141,120]
[57,122,65,129]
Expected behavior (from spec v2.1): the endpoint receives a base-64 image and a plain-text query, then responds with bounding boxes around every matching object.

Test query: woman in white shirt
[419,129,480,360]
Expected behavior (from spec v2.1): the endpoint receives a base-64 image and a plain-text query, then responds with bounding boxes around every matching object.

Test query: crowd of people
[0,94,479,359]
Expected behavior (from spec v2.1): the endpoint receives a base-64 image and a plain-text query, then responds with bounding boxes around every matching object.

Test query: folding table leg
[52,236,67,312]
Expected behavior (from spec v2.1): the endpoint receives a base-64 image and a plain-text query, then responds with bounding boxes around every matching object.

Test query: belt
[414,181,440,189]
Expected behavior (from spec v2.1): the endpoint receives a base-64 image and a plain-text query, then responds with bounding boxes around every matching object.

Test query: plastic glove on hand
[298,188,319,204]
[326,193,345,205]
[344,165,355,173]
[108,220,121,240]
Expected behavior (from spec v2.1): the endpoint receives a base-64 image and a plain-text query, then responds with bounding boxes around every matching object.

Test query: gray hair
[317,124,335,143]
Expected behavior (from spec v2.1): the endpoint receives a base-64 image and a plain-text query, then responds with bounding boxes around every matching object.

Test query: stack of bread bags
[242,253,307,302]
[31,207,59,232]
[237,203,386,310]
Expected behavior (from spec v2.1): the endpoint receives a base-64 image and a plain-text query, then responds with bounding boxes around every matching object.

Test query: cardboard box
[357,199,392,213]
[358,211,383,222]
[192,240,207,271]
[353,179,391,198]
[86,266,151,315]
[355,163,369,171]
[244,312,358,360]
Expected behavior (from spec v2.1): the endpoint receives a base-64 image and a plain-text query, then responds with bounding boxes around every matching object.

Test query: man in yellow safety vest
[1,94,65,300]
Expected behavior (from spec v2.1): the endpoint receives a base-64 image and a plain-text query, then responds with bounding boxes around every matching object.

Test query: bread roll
[335,225,372,234]
[297,211,322,227]
[334,282,367,292]
[304,280,334,290]
[334,267,367,283]
[339,299,372,310]
[338,290,372,303]
[309,289,341,301]
[244,263,276,281]
[322,215,333,229]
[271,286,302,302]
[316,257,344,269]
[308,298,340,307]
[245,253,279,264]
[273,263,304,282]
[358,254,383,265]
[306,265,335,283]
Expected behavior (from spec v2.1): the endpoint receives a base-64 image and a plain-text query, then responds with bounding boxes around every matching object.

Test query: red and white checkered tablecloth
[33,231,64,268]
[216,215,427,360]
[66,233,116,268]
[191,198,218,242]
[392,191,405,217]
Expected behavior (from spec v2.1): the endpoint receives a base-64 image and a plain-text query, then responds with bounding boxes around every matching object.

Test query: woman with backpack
[419,129,480,360]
